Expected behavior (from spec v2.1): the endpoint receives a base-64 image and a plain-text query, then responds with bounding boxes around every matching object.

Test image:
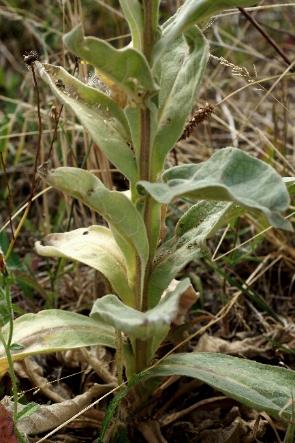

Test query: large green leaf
[139,148,292,231]
[147,192,290,307]
[155,0,257,59]
[177,178,295,239]
[151,27,209,175]
[35,226,134,305]
[148,353,295,421]
[63,25,158,102]
[40,168,149,291]
[90,279,190,341]
[36,62,137,183]
[147,202,239,307]
[0,310,116,377]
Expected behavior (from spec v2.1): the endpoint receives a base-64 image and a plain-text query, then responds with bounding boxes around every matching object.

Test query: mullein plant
[1,0,295,439]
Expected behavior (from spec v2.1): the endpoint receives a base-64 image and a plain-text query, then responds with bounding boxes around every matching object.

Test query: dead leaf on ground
[195,333,272,357]
[1,383,113,435]
[271,323,295,352]
[138,420,168,443]
[24,357,71,403]
[190,406,268,443]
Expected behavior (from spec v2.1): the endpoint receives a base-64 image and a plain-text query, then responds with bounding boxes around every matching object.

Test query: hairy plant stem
[135,111,154,373]
[142,0,153,62]
[134,0,156,374]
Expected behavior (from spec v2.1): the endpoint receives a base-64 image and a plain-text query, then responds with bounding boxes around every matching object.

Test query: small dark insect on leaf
[23,50,39,67]
[55,79,65,90]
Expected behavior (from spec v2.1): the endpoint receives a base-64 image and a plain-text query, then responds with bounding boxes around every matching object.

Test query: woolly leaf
[0,310,115,377]
[139,148,292,231]
[36,62,137,183]
[35,226,134,305]
[148,353,295,422]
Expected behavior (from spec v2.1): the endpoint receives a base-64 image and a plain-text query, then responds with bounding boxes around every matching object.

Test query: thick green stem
[142,0,154,63]
[135,112,154,373]
[139,108,154,312]
[131,116,155,375]
[134,0,157,374]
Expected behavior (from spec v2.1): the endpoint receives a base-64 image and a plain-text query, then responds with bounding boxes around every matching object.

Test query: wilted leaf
[64,25,158,102]
[2,385,107,435]
[139,147,292,231]
[35,225,133,305]
[148,353,295,421]
[90,279,190,341]
[39,168,149,291]
[195,333,272,358]
[151,26,209,174]
[0,310,115,377]
[36,62,137,183]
